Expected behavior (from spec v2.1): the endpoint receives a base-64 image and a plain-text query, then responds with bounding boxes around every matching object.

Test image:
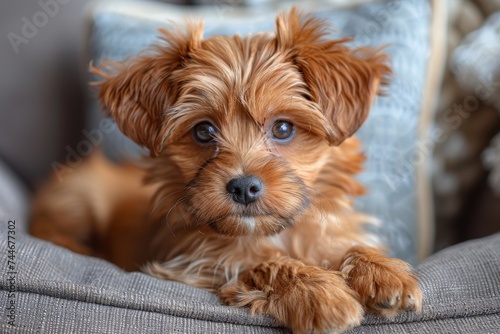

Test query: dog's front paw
[219,260,363,334]
[341,246,423,317]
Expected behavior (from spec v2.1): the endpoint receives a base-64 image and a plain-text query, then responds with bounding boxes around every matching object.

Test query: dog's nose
[226,176,264,205]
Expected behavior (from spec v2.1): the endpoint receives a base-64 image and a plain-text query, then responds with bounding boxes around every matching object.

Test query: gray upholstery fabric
[1,195,499,333]
[88,0,431,265]
[348,233,500,333]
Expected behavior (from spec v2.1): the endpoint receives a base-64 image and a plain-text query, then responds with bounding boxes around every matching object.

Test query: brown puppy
[31,8,422,334]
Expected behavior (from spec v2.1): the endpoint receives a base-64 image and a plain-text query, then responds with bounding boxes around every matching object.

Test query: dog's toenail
[377,301,393,309]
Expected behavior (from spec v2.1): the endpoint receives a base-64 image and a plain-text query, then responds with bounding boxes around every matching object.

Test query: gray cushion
[1,208,499,332]
[348,233,500,333]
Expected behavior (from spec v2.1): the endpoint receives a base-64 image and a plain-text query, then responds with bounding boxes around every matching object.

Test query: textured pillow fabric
[87,0,433,265]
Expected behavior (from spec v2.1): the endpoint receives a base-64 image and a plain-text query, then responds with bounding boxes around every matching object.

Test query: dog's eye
[272,120,295,141]
[193,122,217,144]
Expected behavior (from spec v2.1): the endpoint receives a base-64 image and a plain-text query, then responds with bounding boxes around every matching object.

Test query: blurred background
[1,0,499,255]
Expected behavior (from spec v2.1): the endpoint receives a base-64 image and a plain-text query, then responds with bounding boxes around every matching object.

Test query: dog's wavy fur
[31,8,422,333]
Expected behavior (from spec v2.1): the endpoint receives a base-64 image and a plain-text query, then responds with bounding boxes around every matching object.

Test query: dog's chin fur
[31,8,423,334]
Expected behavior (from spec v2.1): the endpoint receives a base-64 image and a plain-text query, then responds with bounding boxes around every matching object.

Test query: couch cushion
[2,219,499,332]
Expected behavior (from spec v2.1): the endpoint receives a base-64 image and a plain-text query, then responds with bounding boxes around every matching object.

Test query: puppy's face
[94,9,390,237]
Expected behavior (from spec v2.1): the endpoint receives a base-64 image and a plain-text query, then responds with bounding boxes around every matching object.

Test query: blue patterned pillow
[87,0,432,265]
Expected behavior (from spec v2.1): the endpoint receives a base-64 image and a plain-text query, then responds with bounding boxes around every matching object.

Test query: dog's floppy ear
[90,22,204,157]
[275,8,391,145]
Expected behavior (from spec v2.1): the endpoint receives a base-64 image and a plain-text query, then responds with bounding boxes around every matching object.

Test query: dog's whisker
[305,185,340,226]
[162,196,189,237]
[148,190,186,227]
